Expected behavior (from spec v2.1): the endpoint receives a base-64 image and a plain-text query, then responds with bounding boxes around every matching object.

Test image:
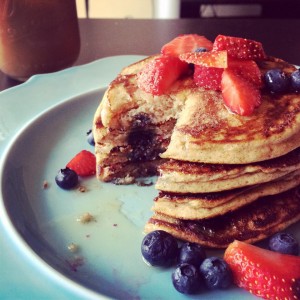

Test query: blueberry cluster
[141,230,232,294]
[141,230,300,295]
[264,68,300,94]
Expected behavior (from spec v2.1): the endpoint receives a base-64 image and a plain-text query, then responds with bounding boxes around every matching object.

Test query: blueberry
[87,129,95,146]
[199,257,232,290]
[141,230,179,267]
[179,242,206,267]
[291,69,300,92]
[172,263,202,294]
[269,232,299,255]
[194,47,207,53]
[55,167,78,189]
[264,69,290,93]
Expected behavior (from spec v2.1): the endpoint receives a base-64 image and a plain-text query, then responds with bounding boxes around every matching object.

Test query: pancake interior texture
[93,56,190,183]
[93,34,300,248]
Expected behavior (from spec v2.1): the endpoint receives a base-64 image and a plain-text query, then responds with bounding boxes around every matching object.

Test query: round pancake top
[162,88,300,163]
[95,55,300,164]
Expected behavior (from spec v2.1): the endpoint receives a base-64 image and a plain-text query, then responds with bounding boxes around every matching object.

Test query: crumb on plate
[78,185,87,193]
[77,212,95,224]
[42,180,49,189]
[67,243,79,253]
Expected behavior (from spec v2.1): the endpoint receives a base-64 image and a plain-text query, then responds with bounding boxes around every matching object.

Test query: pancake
[145,186,300,248]
[93,35,300,249]
[153,169,300,220]
[161,88,300,164]
[156,147,300,193]
[93,55,191,182]
[93,54,299,182]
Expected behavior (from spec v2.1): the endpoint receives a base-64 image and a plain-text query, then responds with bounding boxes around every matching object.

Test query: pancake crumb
[77,212,95,224]
[42,180,49,189]
[67,243,79,253]
[78,185,87,193]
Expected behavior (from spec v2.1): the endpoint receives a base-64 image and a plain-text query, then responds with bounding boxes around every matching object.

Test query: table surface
[1,18,300,300]
[1,18,300,92]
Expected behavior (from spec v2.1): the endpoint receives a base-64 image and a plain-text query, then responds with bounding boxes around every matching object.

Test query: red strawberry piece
[221,69,261,116]
[213,35,266,60]
[194,65,223,91]
[161,34,213,57]
[180,50,228,68]
[137,55,189,95]
[228,59,263,88]
[224,240,300,300]
[66,150,96,177]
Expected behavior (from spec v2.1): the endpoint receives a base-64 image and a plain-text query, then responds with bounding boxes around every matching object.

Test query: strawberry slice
[194,65,223,91]
[221,69,261,116]
[161,34,213,57]
[137,55,188,95]
[224,240,300,300]
[228,59,263,88]
[213,35,266,60]
[180,50,228,68]
[66,150,96,177]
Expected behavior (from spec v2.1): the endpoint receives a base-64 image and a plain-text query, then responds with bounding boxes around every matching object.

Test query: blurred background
[75,0,300,19]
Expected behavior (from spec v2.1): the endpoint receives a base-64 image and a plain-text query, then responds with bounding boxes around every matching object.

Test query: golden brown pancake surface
[146,186,300,248]
[153,169,300,220]
[156,147,300,193]
[161,90,300,164]
[93,55,300,182]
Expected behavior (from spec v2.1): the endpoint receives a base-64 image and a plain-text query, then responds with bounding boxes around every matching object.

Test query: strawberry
[137,55,188,95]
[161,34,213,57]
[180,50,228,68]
[224,240,300,300]
[221,69,261,116]
[66,150,96,177]
[213,35,266,60]
[228,59,263,88]
[194,65,223,91]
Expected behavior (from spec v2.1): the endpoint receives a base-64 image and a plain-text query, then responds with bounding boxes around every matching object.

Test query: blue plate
[0,56,298,299]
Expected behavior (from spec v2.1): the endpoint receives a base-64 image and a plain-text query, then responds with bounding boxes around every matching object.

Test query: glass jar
[0,0,80,81]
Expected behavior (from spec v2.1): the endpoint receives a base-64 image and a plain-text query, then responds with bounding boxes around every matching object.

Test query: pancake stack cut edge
[93,35,300,248]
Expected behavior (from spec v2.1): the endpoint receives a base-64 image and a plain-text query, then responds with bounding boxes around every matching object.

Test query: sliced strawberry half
[221,69,261,116]
[213,35,266,60]
[137,55,189,95]
[66,150,96,177]
[194,65,223,91]
[180,50,228,68]
[224,240,300,300]
[161,34,213,57]
[228,59,263,88]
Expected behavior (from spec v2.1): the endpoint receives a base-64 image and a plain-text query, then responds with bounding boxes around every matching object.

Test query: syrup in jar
[0,0,80,81]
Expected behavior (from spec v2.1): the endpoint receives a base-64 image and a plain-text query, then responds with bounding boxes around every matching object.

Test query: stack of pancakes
[93,55,300,248]
[146,86,300,248]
